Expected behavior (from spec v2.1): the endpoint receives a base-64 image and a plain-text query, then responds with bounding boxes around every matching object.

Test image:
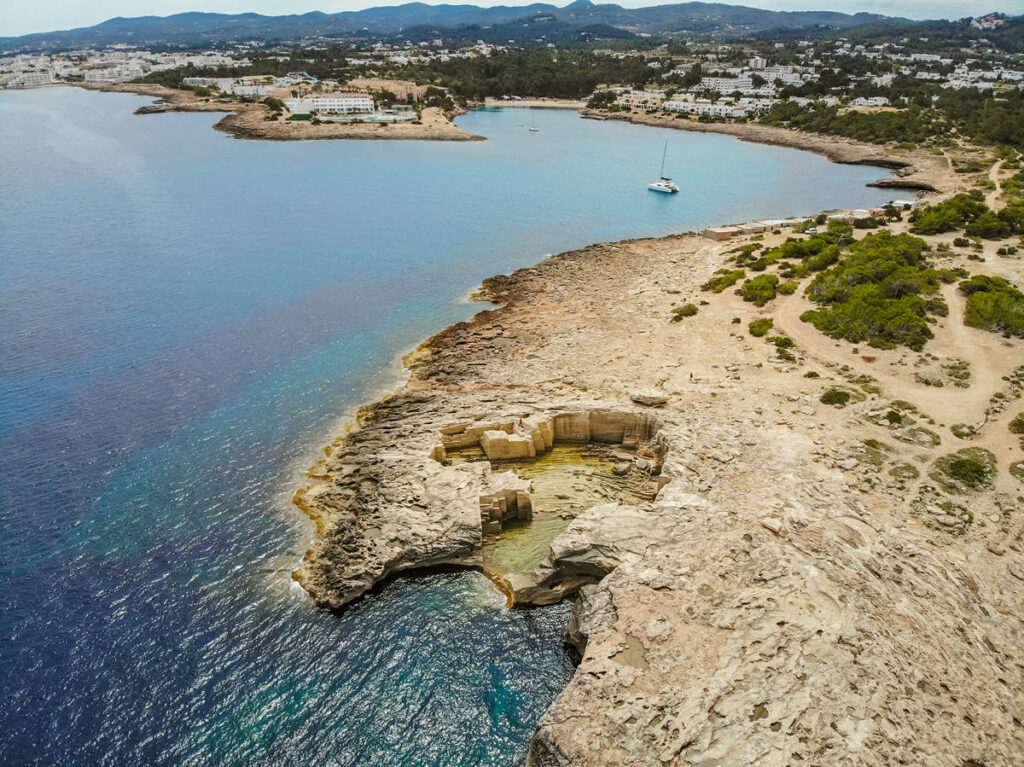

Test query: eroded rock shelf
[294,210,1023,765]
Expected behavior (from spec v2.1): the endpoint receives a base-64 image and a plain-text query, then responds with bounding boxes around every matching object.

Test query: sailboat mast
[660,140,668,178]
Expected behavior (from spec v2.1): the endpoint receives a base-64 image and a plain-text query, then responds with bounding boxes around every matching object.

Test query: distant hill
[0,2,902,51]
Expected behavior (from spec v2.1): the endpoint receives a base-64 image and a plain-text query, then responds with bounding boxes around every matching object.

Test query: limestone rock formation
[296,203,1024,763]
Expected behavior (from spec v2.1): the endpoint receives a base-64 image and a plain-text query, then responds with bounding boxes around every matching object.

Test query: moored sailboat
[648,140,679,193]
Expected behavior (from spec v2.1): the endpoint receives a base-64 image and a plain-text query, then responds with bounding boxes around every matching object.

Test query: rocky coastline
[580,107,946,192]
[81,82,483,142]
[292,126,1023,765]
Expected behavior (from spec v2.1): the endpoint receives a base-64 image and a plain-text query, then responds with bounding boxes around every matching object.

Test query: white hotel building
[2,70,54,88]
[662,96,775,119]
[284,93,375,114]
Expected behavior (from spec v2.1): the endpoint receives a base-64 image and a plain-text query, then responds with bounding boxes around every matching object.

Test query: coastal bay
[1,88,936,766]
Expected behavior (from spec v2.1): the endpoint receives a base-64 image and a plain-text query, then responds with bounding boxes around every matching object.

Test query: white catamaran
[648,140,679,193]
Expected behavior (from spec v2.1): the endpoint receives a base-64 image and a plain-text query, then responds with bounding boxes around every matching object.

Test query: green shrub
[931,448,997,492]
[965,211,1011,239]
[925,296,949,317]
[951,423,974,440]
[820,389,851,406]
[854,216,883,229]
[748,318,774,337]
[740,274,780,306]
[959,275,1024,337]
[766,335,795,348]
[1010,412,1024,434]
[671,303,698,321]
[998,205,1024,234]
[886,410,903,425]
[910,193,989,235]
[778,280,799,295]
[947,458,989,486]
[803,371,820,378]
[702,269,745,293]
[800,231,943,351]
[804,245,841,272]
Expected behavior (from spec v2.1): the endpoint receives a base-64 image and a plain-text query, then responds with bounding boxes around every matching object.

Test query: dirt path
[772,278,1014,429]
[986,159,1006,210]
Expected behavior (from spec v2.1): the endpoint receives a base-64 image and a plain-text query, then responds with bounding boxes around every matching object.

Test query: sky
[1,0,1022,37]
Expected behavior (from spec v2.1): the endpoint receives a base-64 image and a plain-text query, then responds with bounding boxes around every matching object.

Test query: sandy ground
[82,82,483,142]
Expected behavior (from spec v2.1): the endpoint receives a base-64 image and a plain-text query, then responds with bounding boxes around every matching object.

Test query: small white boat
[648,140,679,194]
[528,114,540,132]
[649,179,679,193]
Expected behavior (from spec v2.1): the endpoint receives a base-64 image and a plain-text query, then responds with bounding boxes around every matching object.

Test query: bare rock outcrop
[528,448,1024,766]
[294,401,665,609]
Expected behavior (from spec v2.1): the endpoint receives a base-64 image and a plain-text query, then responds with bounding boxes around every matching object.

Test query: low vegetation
[909,193,988,235]
[736,220,852,279]
[702,269,745,293]
[760,90,1024,151]
[820,388,851,406]
[739,274,779,306]
[760,101,943,145]
[799,231,953,351]
[959,275,1024,338]
[1010,413,1024,448]
[748,318,774,337]
[930,448,997,493]
[910,192,1024,239]
[671,303,699,321]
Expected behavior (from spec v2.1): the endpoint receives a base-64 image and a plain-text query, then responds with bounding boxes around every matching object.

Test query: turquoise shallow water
[0,87,897,766]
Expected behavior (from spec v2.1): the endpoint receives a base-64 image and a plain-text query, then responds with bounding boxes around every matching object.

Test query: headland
[292,129,1024,765]
[82,82,483,142]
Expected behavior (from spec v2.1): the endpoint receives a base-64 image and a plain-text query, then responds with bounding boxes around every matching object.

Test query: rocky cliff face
[293,399,665,609]
[528,436,1023,766]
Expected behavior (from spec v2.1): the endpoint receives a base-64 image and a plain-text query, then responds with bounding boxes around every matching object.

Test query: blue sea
[0,87,897,766]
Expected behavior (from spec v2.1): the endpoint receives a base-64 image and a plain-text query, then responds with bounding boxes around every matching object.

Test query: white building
[662,95,774,119]
[850,96,891,107]
[790,96,839,108]
[663,97,743,118]
[700,76,752,92]
[615,89,666,109]
[284,92,375,114]
[3,70,54,87]
[83,66,140,83]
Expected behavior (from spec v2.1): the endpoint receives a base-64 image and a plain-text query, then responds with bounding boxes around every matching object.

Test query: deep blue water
[0,87,897,766]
